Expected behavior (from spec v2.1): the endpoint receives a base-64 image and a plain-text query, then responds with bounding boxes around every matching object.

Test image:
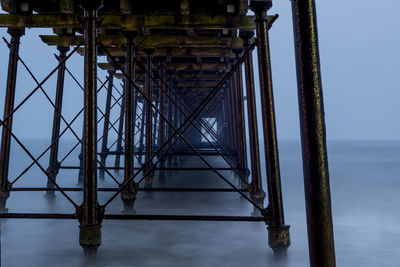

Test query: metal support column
[233,48,249,187]
[144,49,154,188]
[121,32,137,212]
[173,86,179,167]
[138,98,145,163]
[158,61,166,183]
[291,0,336,266]
[229,67,240,162]
[250,0,290,254]
[0,28,24,212]
[114,80,126,171]
[166,78,173,169]
[99,69,115,179]
[45,45,69,196]
[77,1,104,252]
[240,32,266,209]
[152,100,159,150]
[226,78,236,151]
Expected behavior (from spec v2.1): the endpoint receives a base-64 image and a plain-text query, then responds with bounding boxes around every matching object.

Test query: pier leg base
[145,175,153,188]
[250,192,265,216]
[45,170,57,198]
[268,225,291,257]
[158,171,166,185]
[0,191,9,212]
[121,192,137,214]
[99,170,105,180]
[79,224,102,253]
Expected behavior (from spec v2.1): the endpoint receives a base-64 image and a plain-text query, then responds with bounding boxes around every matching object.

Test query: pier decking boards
[0,0,335,266]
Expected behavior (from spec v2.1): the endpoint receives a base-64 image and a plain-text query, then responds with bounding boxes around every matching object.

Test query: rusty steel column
[0,28,24,212]
[76,1,103,252]
[144,49,154,188]
[250,0,291,255]
[221,92,229,142]
[226,78,236,152]
[229,65,240,162]
[114,80,126,172]
[233,49,249,187]
[291,0,336,266]
[77,131,84,184]
[133,88,138,161]
[99,69,115,179]
[121,32,137,212]
[166,78,173,168]
[158,61,166,183]
[152,100,159,151]
[240,32,266,210]
[138,97,145,163]
[45,45,69,197]
[172,86,179,167]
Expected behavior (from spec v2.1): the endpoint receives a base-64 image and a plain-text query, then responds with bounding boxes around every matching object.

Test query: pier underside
[0,0,335,266]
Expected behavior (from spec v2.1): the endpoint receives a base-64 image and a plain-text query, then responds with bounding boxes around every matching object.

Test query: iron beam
[291,0,336,266]
[144,49,154,187]
[46,45,69,196]
[77,2,103,252]
[240,32,266,210]
[250,0,290,254]
[121,32,138,212]
[0,28,24,212]
[99,70,115,179]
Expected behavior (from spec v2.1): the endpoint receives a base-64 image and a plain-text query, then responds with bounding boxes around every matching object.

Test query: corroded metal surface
[291,0,336,266]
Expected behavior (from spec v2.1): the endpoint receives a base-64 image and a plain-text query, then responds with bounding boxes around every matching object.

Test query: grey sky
[0,0,398,140]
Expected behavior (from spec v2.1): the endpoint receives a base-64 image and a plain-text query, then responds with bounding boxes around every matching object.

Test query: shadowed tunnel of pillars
[0,0,335,266]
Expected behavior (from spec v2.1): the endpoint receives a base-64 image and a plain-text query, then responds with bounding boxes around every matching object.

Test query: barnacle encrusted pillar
[291,0,336,266]
[0,28,24,212]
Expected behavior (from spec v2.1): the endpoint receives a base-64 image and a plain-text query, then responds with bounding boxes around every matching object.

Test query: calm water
[0,139,399,266]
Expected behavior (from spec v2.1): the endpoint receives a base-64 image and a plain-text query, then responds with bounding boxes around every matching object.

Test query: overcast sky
[0,0,398,140]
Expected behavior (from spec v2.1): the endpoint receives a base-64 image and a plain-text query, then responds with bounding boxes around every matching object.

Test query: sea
[0,139,399,266]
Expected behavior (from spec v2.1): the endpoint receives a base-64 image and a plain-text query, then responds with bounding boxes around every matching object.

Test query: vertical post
[233,49,249,186]
[77,131,84,184]
[99,69,115,179]
[158,61,166,183]
[240,32,266,210]
[250,0,291,254]
[226,79,236,151]
[121,32,138,212]
[229,69,239,162]
[46,45,69,196]
[0,28,24,212]
[152,101,159,150]
[77,1,103,252]
[291,0,336,266]
[144,49,154,188]
[138,97,145,163]
[167,78,173,168]
[221,92,229,142]
[172,86,179,167]
[133,88,138,168]
[114,80,126,171]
